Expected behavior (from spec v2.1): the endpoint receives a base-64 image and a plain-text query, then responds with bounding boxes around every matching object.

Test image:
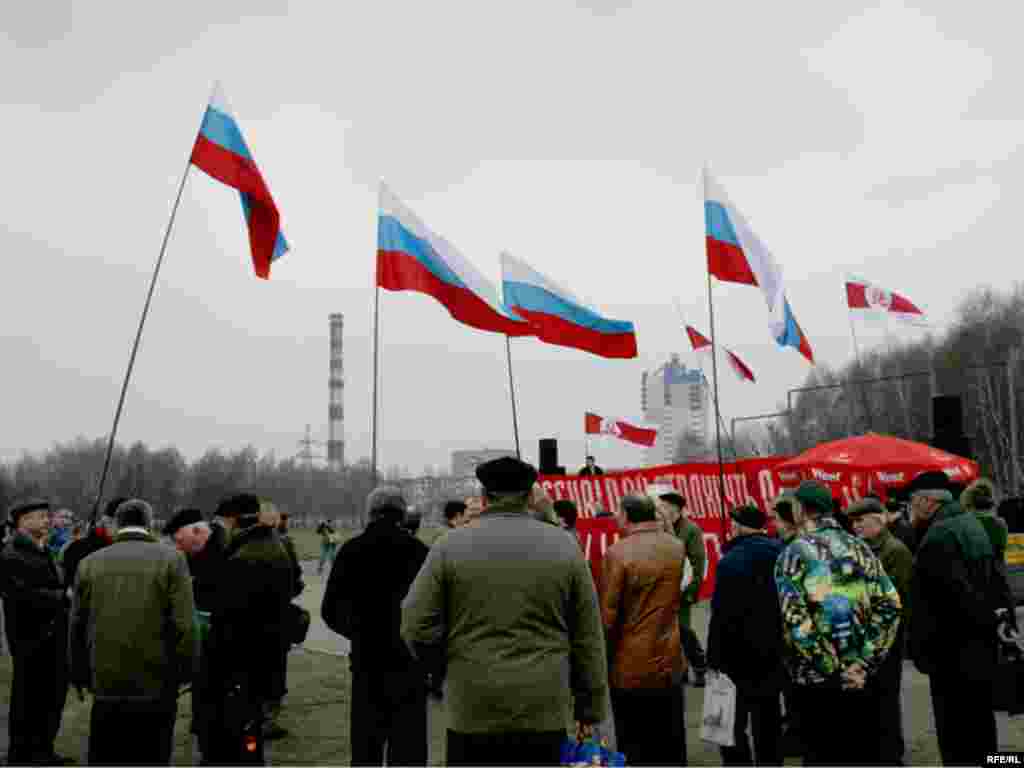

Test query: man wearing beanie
[774,480,902,766]
[962,477,1009,564]
[848,496,913,765]
[205,493,295,764]
[70,498,194,765]
[0,498,72,766]
[707,504,785,766]
[907,471,1015,766]
[403,456,609,767]
[322,485,430,767]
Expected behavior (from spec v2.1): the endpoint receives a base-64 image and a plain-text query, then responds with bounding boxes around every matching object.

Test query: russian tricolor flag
[500,252,638,359]
[703,169,813,364]
[376,185,533,337]
[190,84,288,279]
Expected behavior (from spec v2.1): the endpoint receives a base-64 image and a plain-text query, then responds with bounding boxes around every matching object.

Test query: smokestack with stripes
[328,313,345,471]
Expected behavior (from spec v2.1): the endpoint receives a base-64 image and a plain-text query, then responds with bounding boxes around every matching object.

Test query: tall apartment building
[328,313,345,471]
[641,354,710,466]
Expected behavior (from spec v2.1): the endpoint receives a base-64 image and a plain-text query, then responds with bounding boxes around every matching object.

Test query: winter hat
[793,481,834,515]
[729,504,766,530]
[9,498,50,526]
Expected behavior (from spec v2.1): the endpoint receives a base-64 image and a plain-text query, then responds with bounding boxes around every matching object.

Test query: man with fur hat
[0,498,72,765]
[402,456,609,767]
[323,485,430,766]
[707,504,785,766]
[205,493,295,764]
[906,470,1015,766]
[657,491,708,687]
[847,495,913,765]
[774,480,902,766]
[603,494,688,766]
[70,498,194,765]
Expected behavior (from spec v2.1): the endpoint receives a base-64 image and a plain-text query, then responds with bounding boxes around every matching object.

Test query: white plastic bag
[680,558,694,593]
[700,671,737,747]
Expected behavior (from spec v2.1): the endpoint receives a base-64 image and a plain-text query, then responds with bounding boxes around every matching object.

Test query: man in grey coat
[70,498,194,765]
[402,456,609,767]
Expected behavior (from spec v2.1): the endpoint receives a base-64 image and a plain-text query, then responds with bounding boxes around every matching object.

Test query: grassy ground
[288,525,445,562]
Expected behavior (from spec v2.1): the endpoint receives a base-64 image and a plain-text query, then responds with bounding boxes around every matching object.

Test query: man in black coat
[907,471,1016,766]
[205,493,295,765]
[706,504,785,766]
[63,497,124,591]
[322,486,430,766]
[0,498,72,765]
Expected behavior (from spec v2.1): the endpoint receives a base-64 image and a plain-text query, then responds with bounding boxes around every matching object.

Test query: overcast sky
[2,1,1020,476]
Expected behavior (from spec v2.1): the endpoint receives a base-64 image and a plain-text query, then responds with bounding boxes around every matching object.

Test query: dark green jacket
[673,517,706,603]
[909,501,1013,680]
[70,529,193,702]
[868,528,913,604]
[401,497,609,732]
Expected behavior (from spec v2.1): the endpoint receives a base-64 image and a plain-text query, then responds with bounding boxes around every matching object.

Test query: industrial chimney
[328,313,345,471]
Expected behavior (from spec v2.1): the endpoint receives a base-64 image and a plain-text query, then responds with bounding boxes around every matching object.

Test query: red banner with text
[541,457,790,601]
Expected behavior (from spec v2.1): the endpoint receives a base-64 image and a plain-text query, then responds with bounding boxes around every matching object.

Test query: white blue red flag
[376,185,534,337]
[703,169,814,364]
[501,252,638,359]
[190,83,288,279]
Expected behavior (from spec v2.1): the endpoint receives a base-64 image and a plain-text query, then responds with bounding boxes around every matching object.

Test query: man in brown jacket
[602,494,687,767]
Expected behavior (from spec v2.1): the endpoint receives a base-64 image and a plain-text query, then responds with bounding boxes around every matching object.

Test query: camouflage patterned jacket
[774,517,902,686]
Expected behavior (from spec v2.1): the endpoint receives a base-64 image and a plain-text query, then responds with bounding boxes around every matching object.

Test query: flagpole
[705,271,730,539]
[372,283,381,483]
[92,159,193,526]
[505,335,522,459]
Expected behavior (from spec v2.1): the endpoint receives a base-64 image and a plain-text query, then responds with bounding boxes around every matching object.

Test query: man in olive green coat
[402,456,609,767]
[658,492,707,686]
[70,498,194,765]
[848,496,913,766]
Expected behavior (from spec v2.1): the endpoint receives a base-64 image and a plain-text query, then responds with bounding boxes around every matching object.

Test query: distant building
[641,354,710,466]
[451,448,518,478]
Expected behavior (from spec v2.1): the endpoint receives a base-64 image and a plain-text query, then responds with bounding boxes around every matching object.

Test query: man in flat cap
[402,456,609,767]
[0,498,72,765]
[906,470,1016,766]
[70,498,194,765]
[323,486,430,766]
[706,504,785,766]
[848,495,913,766]
[774,481,902,766]
[657,491,708,687]
[204,493,295,764]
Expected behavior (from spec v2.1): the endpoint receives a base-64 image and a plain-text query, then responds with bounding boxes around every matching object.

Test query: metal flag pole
[92,159,194,526]
[846,290,875,434]
[705,270,730,540]
[505,336,522,459]
[371,283,381,483]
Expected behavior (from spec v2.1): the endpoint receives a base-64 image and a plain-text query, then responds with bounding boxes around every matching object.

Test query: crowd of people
[0,455,1020,766]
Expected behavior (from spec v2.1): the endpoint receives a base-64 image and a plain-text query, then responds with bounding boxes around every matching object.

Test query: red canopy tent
[774,432,978,509]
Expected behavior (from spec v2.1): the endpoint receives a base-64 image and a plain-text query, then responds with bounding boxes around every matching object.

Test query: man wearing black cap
[847,496,913,766]
[205,493,295,764]
[402,456,609,767]
[706,504,785,766]
[774,480,903,766]
[0,498,72,766]
[906,470,1016,766]
[658,491,708,687]
[70,498,194,765]
[323,485,430,766]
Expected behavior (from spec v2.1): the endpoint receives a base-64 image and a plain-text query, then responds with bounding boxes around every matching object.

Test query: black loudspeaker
[539,439,558,474]
[932,431,972,460]
[933,395,964,436]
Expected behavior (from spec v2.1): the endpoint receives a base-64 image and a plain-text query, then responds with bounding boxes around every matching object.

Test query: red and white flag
[845,276,927,326]
[585,412,658,447]
[685,324,756,383]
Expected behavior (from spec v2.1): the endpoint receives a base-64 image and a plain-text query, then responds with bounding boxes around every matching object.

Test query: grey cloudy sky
[2,1,1020,475]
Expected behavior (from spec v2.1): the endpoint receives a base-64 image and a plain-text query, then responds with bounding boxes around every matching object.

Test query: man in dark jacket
[0,498,72,766]
[205,493,295,765]
[659,491,708,687]
[707,504,785,766]
[265,505,303,740]
[323,486,430,766]
[70,498,194,765]
[63,497,124,591]
[848,496,913,766]
[907,471,1016,766]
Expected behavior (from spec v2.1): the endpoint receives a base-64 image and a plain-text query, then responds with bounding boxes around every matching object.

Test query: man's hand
[575,720,594,742]
[74,686,87,703]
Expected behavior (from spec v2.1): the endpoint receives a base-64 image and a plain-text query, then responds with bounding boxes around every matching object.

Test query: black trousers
[8,643,68,764]
[929,671,998,767]
[88,698,177,766]
[611,685,687,766]
[446,729,565,767]
[719,686,782,766]
[351,670,427,766]
[680,626,707,673]
[871,653,905,766]
[792,682,877,766]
